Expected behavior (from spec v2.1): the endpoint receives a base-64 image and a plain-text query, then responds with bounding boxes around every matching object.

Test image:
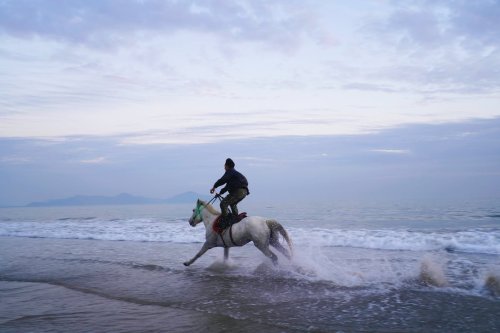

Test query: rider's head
[225,158,235,170]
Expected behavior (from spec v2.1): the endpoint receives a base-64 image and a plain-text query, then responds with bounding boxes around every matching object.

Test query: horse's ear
[197,198,201,205]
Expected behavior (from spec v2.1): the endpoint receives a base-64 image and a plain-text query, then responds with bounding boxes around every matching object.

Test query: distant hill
[164,191,210,203]
[26,192,208,207]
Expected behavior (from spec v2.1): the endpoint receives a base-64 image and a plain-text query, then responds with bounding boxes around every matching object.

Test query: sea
[0,201,499,333]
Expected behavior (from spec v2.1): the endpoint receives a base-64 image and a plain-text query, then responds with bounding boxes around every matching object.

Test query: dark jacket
[213,168,249,195]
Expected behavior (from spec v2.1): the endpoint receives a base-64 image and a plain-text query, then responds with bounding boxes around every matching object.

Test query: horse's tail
[266,219,293,258]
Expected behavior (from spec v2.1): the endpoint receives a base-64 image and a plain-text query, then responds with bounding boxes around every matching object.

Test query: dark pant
[220,188,247,218]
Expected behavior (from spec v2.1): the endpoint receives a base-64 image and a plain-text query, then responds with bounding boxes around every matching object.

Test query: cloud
[342,82,401,93]
[0,1,329,127]
[2,0,499,146]
[447,0,500,47]
[80,156,108,164]
[0,0,321,51]
[358,0,500,95]
[2,117,499,206]
[370,149,410,154]
[382,5,446,47]
[0,156,31,164]
[371,0,500,50]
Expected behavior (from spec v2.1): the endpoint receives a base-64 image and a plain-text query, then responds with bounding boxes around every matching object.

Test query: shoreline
[1,227,499,332]
[0,236,297,332]
[0,280,294,333]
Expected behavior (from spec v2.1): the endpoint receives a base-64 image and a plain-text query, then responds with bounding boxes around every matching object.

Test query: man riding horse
[210,158,249,227]
[184,159,291,266]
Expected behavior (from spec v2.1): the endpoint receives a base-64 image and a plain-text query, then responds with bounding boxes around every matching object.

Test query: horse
[183,199,293,267]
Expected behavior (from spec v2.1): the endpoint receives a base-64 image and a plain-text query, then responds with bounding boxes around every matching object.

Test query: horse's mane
[199,200,221,215]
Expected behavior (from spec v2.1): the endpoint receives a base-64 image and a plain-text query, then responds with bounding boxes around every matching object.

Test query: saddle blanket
[213,212,247,234]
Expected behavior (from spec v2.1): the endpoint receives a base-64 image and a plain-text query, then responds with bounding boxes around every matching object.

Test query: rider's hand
[210,188,215,194]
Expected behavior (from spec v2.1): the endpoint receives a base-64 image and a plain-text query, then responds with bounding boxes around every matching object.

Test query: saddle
[213,212,247,234]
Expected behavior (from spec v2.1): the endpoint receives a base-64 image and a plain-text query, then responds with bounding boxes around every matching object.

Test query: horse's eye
[192,209,195,212]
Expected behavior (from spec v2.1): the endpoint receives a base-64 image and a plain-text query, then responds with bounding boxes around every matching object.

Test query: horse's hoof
[183,262,190,266]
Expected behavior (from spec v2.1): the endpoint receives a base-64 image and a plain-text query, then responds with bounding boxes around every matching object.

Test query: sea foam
[0,218,499,255]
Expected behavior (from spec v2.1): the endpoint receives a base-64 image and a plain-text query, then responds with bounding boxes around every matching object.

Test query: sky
[1,0,499,206]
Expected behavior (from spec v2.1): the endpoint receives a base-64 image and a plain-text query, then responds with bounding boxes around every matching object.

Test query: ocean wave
[0,219,203,244]
[57,217,97,221]
[0,219,499,254]
[289,227,500,255]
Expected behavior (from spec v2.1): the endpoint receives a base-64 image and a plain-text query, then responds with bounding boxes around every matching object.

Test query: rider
[210,158,249,225]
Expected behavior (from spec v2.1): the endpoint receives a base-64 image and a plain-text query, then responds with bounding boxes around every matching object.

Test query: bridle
[190,195,221,226]
[191,203,204,226]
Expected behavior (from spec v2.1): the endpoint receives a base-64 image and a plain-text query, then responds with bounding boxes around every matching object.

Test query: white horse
[183,199,293,266]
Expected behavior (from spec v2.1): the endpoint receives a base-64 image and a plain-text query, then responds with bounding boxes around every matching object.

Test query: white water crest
[0,218,203,244]
[1,218,499,255]
[288,227,500,254]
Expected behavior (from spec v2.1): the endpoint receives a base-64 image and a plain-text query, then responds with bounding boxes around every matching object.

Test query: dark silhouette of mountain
[164,191,210,203]
[26,192,208,207]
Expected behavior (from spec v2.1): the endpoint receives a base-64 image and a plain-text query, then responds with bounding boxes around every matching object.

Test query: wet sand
[0,236,298,332]
[1,235,499,333]
[0,280,292,333]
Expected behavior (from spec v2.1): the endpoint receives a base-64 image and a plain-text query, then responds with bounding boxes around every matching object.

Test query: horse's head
[188,199,205,227]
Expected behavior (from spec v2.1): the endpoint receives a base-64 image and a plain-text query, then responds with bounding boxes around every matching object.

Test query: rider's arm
[213,170,231,189]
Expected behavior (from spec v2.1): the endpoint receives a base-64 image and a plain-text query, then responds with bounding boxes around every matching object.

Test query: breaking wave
[0,218,499,255]
[289,227,500,255]
[0,218,500,254]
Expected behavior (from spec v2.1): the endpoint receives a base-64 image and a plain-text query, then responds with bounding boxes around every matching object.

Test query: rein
[193,194,223,222]
[219,224,237,248]
[194,195,236,247]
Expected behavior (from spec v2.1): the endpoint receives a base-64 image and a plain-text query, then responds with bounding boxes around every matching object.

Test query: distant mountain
[26,192,208,207]
[165,191,210,204]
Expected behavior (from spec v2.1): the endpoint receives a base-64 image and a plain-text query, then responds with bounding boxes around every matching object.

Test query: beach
[1,203,499,332]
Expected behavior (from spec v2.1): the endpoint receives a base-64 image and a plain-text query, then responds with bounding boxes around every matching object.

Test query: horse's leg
[270,239,291,260]
[254,242,278,266]
[184,242,211,266]
[224,247,229,261]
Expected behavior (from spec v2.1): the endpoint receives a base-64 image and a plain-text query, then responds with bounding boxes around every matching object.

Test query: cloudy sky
[1,0,499,206]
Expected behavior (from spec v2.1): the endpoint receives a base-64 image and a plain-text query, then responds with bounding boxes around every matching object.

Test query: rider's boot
[221,213,235,229]
[219,214,228,229]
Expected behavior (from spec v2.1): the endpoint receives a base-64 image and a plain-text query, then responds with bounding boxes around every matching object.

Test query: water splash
[282,245,420,287]
[207,259,239,272]
[419,255,448,287]
[484,273,500,296]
